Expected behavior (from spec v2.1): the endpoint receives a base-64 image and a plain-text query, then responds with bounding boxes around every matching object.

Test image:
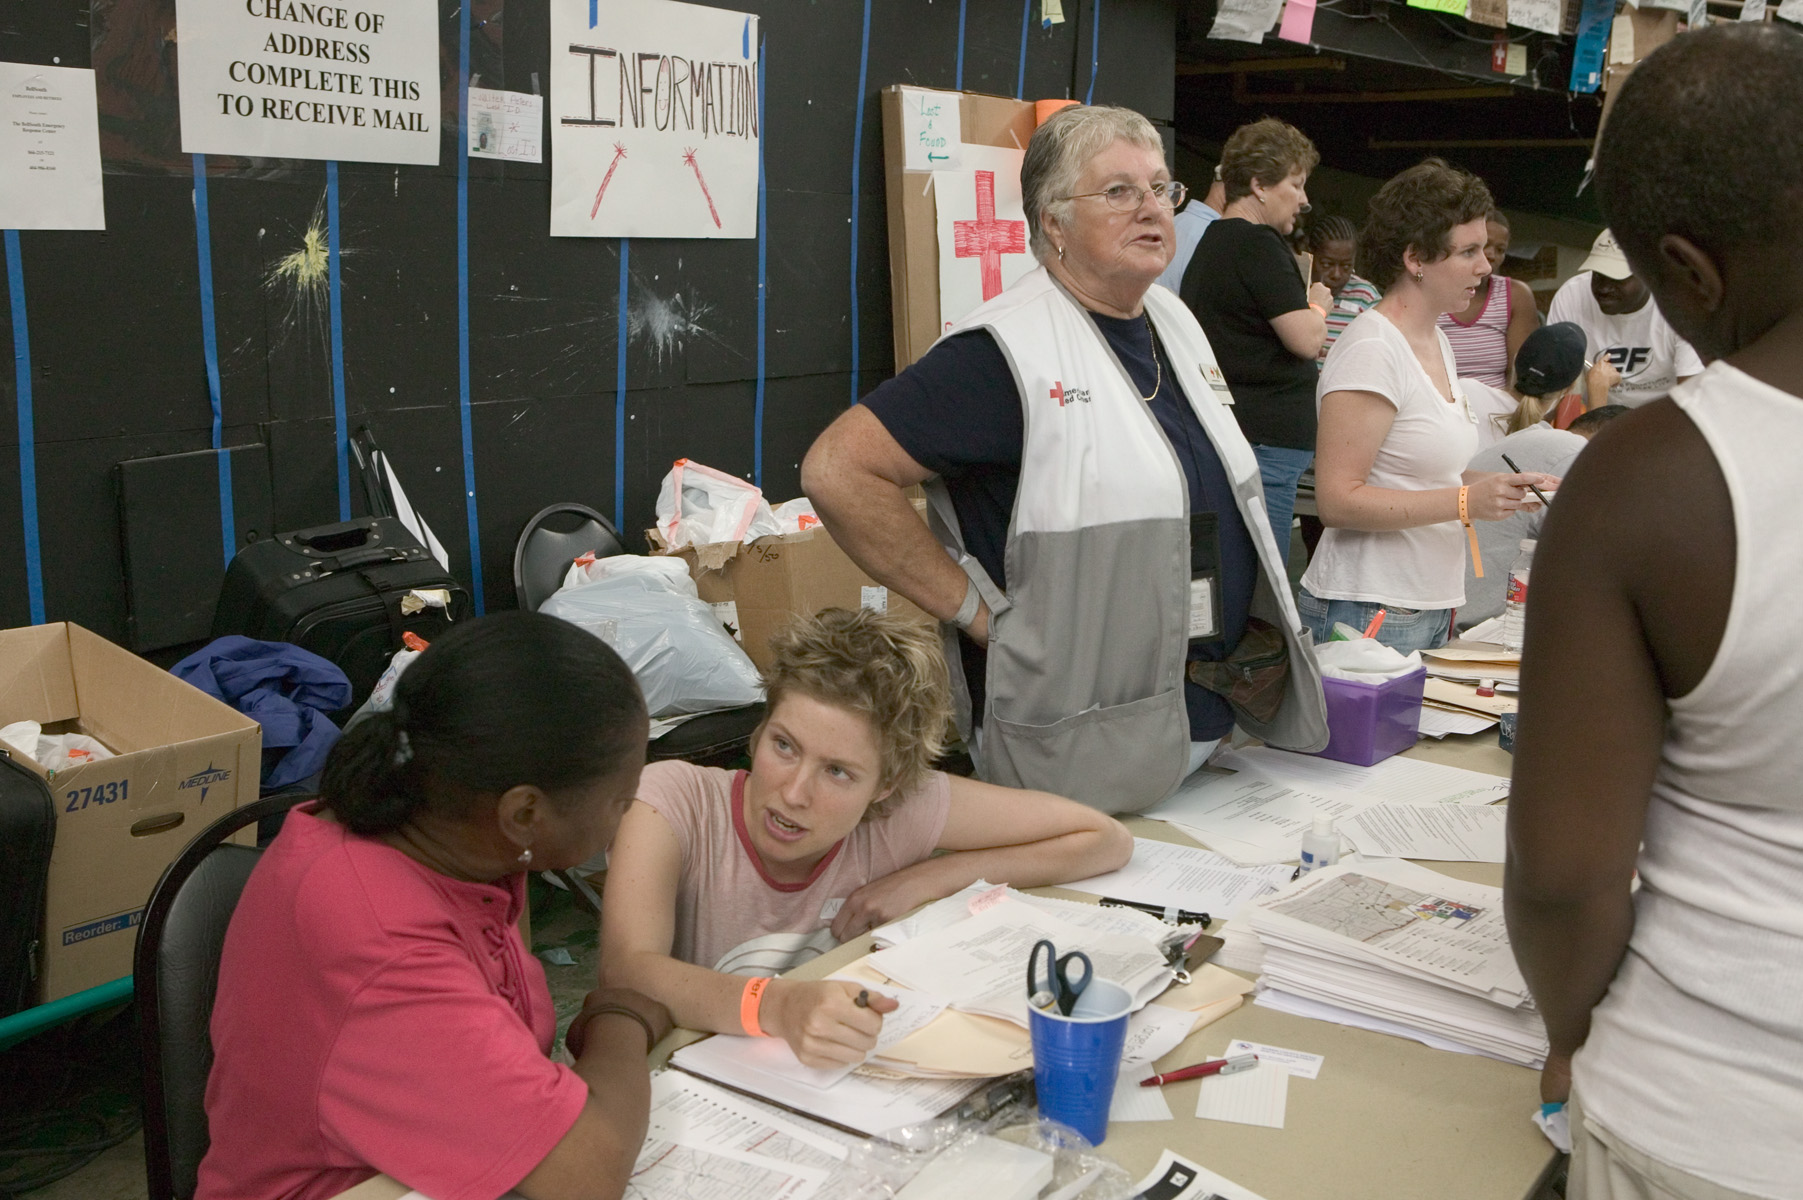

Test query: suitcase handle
[322,545,407,571]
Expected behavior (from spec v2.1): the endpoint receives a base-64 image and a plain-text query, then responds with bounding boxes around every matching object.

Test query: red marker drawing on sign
[953,170,1028,301]
[590,142,627,219]
[683,148,723,229]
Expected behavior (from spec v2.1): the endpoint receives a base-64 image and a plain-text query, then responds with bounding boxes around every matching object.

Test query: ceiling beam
[1367,137,1594,149]
[1177,56,1349,75]
[1232,76,1517,104]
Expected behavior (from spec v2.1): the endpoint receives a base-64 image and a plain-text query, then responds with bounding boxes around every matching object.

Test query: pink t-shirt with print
[637,761,952,975]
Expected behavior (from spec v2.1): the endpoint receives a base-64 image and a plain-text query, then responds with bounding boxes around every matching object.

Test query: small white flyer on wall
[0,63,104,230]
[174,0,441,165]
[899,87,961,171]
[469,88,543,163]
[550,0,760,239]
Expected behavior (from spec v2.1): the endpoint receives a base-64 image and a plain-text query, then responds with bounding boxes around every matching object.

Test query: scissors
[1027,938,1093,1016]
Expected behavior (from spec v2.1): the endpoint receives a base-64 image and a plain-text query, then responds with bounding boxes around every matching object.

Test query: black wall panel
[4,0,1176,645]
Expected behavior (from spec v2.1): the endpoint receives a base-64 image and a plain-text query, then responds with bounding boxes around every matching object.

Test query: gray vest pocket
[985,687,1190,815]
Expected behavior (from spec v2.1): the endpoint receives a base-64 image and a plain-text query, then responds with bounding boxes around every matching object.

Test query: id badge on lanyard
[1189,511,1224,643]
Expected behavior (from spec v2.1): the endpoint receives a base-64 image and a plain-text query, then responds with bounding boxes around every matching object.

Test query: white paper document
[1344,803,1507,863]
[871,882,1182,949]
[1210,0,1286,40]
[646,1071,853,1168]
[685,985,948,1088]
[898,87,961,171]
[1417,707,1498,739]
[1225,1039,1324,1079]
[1144,770,1374,865]
[669,1039,985,1137]
[865,897,1174,1026]
[1063,838,1296,919]
[1128,1151,1270,1200]
[1121,1002,1201,1067]
[0,63,104,230]
[1223,747,1510,807]
[468,88,544,163]
[1110,1063,1174,1122]
[1196,1061,1289,1128]
[934,144,1032,334]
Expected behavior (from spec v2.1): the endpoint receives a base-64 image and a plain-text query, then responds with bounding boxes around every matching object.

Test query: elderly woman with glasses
[1180,118,1334,557]
[802,105,1326,816]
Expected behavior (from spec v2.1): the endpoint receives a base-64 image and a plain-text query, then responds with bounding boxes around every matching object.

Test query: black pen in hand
[1500,453,1552,509]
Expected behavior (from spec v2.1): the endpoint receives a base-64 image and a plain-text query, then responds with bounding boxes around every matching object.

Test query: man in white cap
[1546,229,1702,405]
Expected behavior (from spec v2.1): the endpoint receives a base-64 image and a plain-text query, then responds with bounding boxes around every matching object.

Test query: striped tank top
[1437,275,1511,388]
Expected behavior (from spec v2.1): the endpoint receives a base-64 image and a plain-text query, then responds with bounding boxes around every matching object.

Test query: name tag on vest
[1189,512,1223,642]
[1201,362,1232,403]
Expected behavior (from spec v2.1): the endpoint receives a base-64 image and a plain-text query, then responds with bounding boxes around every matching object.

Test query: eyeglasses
[1060,181,1188,212]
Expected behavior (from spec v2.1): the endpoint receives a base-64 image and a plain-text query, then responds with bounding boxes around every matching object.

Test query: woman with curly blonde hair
[600,607,1129,1069]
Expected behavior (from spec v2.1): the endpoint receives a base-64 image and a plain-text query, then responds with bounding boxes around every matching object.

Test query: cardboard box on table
[647,518,937,672]
[0,623,261,1002]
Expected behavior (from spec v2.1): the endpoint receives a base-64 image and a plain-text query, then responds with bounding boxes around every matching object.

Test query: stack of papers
[1141,747,1510,865]
[871,881,1191,949]
[1240,860,1548,1066]
[1062,838,1297,919]
[866,896,1177,1026]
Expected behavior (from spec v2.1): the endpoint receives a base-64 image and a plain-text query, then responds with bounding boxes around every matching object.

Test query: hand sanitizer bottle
[1298,816,1341,876]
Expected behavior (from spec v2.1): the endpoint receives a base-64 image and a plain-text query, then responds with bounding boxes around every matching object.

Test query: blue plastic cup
[1027,978,1132,1146]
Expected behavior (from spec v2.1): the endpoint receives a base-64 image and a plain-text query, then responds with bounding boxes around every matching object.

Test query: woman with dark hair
[1299,160,1558,653]
[1436,209,1540,387]
[1308,214,1382,366]
[1180,117,1336,555]
[197,612,665,1200]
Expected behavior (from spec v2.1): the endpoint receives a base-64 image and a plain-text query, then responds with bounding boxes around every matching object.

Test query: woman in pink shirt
[601,608,1133,1069]
[198,612,669,1200]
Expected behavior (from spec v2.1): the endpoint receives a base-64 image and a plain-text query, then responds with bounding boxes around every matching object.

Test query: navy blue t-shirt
[862,312,1258,741]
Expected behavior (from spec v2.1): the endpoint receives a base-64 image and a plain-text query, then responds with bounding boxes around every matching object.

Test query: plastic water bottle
[1501,539,1536,651]
[1298,816,1341,876]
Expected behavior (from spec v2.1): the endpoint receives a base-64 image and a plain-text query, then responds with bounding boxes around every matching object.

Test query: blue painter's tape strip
[326,161,350,522]
[742,16,750,58]
[4,230,43,625]
[457,0,485,614]
[192,154,236,567]
[1016,0,1032,98]
[1086,0,1102,104]
[956,0,969,91]
[848,0,872,405]
[590,0,598,28]
[614,239,630,531]
[754,37,768,488]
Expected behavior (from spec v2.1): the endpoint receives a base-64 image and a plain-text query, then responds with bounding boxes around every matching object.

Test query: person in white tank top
[1505,26,1803,1200]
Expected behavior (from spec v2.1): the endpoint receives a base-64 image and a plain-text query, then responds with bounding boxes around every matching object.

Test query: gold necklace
[1140,316,1163,401]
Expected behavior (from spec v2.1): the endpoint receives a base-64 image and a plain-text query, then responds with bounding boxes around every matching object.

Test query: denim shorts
[1297,589,1452,655]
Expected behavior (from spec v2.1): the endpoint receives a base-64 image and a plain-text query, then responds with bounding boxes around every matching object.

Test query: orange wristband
[1308,302,1327,316]
[740,977,773,1037]
[1460,486,1484,579]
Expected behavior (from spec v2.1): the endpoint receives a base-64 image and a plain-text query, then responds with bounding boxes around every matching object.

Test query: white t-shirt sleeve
[1546,276,1584,329]
[1673,335,1705,378]
[1318,319,1407,411]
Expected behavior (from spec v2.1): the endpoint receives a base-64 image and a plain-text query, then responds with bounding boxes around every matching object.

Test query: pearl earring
[1057,244,1065,261]
[517,846,533,867]
[1415,270,1424,283]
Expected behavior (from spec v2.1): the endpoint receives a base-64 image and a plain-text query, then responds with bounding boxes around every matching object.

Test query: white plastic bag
[562,551,698,597]
[654,459,782,550]
[771,496,822,534]
[541,568,763,717]
[0,719,116,773]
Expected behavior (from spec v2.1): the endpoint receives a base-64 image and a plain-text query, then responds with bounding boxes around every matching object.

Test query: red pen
[1362,609,1387,639]
[1140,1053,1259,1087]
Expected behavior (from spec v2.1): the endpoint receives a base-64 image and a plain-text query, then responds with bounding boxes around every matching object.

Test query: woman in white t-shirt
[599,608,1131,1068]
[1300,160,1559,653]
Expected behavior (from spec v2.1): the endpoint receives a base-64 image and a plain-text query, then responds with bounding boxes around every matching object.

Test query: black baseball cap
[1514,322,1587,398]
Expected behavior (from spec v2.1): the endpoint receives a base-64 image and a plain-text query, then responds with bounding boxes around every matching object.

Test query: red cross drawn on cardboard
[953,170,1028,302]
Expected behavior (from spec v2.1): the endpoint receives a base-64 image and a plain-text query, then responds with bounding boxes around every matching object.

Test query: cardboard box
[0,623,261,1002]
[649,523,938,672]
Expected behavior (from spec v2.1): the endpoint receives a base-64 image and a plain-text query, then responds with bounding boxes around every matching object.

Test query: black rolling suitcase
[0,746,56,1018]
[211,516,472,715]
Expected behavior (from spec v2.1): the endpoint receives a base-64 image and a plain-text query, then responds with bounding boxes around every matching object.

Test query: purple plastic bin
[1311,666,1426,767]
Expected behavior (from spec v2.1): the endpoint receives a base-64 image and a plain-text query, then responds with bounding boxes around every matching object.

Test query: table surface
[337,732,1555,1200]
